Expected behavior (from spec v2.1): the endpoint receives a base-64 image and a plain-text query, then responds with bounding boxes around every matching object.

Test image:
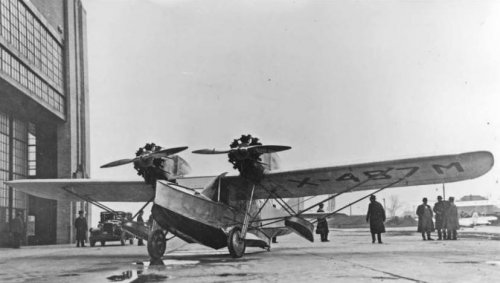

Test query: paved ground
[1,226,500,283]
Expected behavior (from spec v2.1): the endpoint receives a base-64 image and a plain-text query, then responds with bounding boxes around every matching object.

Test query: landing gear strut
[147,229,166,265]
[227,185,255,258]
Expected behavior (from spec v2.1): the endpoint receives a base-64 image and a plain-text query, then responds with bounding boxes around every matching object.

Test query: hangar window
[28,123,35,177]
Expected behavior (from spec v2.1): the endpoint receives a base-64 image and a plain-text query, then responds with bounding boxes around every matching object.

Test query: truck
[89,211,135,247]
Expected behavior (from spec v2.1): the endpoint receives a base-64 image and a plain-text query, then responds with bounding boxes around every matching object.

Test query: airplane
[5,135,494,264]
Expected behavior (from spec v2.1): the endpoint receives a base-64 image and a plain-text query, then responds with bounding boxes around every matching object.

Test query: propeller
[192,145,291,156]
[101,146,188,168]
[192,134,291,182]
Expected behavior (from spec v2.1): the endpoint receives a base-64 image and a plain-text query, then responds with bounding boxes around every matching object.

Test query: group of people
[316,194,460,244]
[315,195,388,244]
[417,196,459,241]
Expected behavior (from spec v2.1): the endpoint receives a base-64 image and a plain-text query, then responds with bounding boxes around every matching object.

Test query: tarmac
[1,226,500,283]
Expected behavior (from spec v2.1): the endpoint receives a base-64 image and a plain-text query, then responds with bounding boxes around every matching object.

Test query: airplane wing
[222,151,494,200]
[4,179,154,202]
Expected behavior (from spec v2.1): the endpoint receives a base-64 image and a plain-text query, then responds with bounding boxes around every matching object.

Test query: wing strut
[311,178,405,224]
[240,185,255,239]
[62,187,115,213]
[297,178,372,216]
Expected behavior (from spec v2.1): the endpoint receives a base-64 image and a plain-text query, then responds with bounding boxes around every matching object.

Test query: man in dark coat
[137,210,145,246]
[416,197,434,240]
[433,196,447,240]
[445,197,459,240]
[10,211,25,248]
[366,195,386,244]
[75,210,88,247]
[316,203,329,242]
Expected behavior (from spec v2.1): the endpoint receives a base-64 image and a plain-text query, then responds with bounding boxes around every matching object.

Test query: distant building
[456,196,500,216]
[0,0,89,246]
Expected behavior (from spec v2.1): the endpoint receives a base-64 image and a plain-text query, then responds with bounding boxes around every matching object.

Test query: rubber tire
[90,240,95,247]
[228,227,246,258]
[120,231,127,245]
[101,241,105,246]
[129,238,134,245]
[147,229,166,260]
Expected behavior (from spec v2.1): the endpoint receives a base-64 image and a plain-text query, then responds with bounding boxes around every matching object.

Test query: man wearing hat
[416,197,434,240]
[316,203,329,242]
[433,196,447,240]
[10,211,25,248]
[366,195,386,244]
[75,210,88,247]
[137,210,145,246]
[445,197,459,240]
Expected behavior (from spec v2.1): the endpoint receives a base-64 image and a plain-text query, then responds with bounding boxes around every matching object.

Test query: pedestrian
[10,211,25,248]
[445,197,459,240]
[433,196,447,240]
[366,195,386,244]
[75,210,88,247]
[316,203,329,242]
[416,198,434,240]
[137,211,145,246]
[147,214,154,228]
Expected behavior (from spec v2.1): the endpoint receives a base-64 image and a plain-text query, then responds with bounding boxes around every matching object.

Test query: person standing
[75,210,88,247]
[433,196,447,240]
[316,203,329,242]
[416,198,434,240]
[445,197,459,240]
[137,210,145,246]
[366,195,386,244]
[10,211,25,248]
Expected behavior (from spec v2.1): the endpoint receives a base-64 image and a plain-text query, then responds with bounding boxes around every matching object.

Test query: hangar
[0,0,89,246]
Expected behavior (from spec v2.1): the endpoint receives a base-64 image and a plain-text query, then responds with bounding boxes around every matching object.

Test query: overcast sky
[81,0,500,219]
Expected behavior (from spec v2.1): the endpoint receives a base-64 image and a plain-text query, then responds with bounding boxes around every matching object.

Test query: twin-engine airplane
[5,135,494,263]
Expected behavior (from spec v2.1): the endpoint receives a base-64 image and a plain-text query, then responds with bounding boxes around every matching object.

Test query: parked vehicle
[89,211,134,247]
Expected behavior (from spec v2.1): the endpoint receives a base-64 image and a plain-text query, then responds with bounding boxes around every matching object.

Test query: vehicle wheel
[227,227,246,258]
[121,231,127,245]
[129,238,134,245]
[101,241,105,246]
[90,240,96,247]
[147,229,166,260]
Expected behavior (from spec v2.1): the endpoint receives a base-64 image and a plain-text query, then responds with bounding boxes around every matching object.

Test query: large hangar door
[28,195,57,245]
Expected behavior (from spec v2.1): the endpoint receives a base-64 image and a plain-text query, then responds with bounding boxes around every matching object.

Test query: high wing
[5,151,493,203]
[222,151,494,200]
[4,176,217,202]
[4,179,154,202]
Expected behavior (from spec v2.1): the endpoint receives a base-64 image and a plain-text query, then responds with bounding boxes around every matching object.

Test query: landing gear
[228,227,246,258]
[148,229,166,265]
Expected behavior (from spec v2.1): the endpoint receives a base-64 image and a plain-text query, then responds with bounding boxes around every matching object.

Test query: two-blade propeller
[192,145,291,156]
[101,146,188,168]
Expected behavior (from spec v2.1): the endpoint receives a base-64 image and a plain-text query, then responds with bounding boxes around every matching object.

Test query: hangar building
[0,0,89,246]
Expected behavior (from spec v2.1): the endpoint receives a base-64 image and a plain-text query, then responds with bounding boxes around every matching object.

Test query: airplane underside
[148,180,277,259]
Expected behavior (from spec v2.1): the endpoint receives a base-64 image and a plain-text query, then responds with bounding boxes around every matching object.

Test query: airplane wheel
[129,238,134,245]
[228,227,245,258]
[101,241,106,246]
[90,240,95,247]
[148,229,166,260]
